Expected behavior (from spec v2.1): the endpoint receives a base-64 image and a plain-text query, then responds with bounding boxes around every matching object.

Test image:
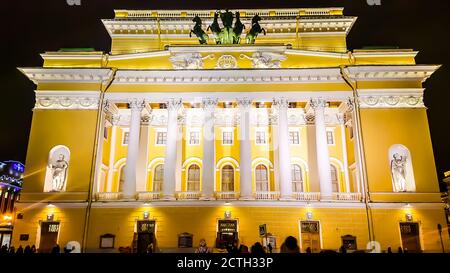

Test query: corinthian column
[163,99,183,200]
[106,114,120,192]
[237,98,253,200]
[201,98,218,200]
[123,99,145,200]
[273,98,293,200]
[337,113,351,193]
[310,98,333,200]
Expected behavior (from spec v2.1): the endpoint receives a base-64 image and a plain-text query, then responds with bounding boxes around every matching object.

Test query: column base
[200,195,215,201]
[279,195,295,201]
[320,194,333,201]
[239,195,255,201]
[162,195,176,201]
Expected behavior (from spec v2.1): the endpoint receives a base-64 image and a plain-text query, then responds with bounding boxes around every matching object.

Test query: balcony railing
[96,192,123,201]
[215,192,239,200]
[137,192,162,201]
[254,191,280,200]
[293,192,321,201]
[332,192,362,202]
[176,191,202,200]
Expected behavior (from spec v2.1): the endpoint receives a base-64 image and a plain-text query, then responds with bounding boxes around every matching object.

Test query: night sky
[2,0,450,190]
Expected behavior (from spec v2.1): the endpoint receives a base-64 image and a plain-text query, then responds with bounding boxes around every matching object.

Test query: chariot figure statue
[390,153,407,192]
[50,154,68,192]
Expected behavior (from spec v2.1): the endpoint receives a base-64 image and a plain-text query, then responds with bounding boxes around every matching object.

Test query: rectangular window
[256,131,266,145]
[326,131,334,145]
[289,131,300,145]
[223,131,233,145]
[189,131,200,145]
[156,132,167,145]
[122,132,130,145]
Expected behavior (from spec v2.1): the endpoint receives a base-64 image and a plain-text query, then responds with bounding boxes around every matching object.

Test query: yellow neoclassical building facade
[12,7,449,253]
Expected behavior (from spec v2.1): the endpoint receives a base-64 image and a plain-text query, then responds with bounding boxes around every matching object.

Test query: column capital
[336,113,346,125]
[141,114,152,125]
[128,99,146,111]
[102,100,110,113]
[111,114,120,126]
[272,97,289,109]
[202,98,218,111]
[237,97,252,109]
[309,98,328,111]
[166,99,183,112]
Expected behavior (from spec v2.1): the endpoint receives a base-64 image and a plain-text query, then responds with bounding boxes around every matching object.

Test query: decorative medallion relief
[358,95,424,108]
[169,53,215,69]
[35,96,99,110]
[240,52,287,68]
[216,55,238,69]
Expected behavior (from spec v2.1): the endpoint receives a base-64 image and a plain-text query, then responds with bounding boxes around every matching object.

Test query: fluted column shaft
[238,98,253,200]
[106,114,120,192]
[201,98,218,200]
[274,98,293,200]
[163,99,182,200]
[123,99,145,199]
[338,113,351,193]
[310,98,333,200]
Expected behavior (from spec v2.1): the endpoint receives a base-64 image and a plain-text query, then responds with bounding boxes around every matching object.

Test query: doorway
[400,222,421,253]
[135,220,156,253]
[0,230,12,248]
[300,221,321,253]
[216,219,238,249]
[38,221,60,253]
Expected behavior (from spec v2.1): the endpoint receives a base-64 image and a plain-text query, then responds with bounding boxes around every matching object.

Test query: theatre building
[12,7,449,252]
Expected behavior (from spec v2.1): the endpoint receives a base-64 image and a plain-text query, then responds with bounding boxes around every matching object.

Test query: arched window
[330,164,339,192]
[292,164,304,192]
[221,165,234,191]
[255,164,269,191]
[187,164,200,191]
[119,164,126,192]
[153,164,164,192]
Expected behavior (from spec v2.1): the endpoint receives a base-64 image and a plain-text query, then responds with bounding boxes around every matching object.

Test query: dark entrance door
[216,219,238,249]
[39,221,60,253]
[400,222,421,253]
[136,220,156,253]
[300,221,321,253]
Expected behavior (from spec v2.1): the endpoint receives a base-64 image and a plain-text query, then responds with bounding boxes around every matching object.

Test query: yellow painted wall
[12,206,86,251]
[23,110,98,196]
[360,108,439,194]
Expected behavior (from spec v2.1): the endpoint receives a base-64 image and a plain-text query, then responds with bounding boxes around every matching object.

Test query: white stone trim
[40,52,104,60]
[19,68,113,85]
[357,88,426,109]
[343,65,440,82]
[90,200,367,208]
[105,91,353,103]
[368,202,445,209]
[34,91,101,110]
[112,68,345,85]
[352,51,419,58]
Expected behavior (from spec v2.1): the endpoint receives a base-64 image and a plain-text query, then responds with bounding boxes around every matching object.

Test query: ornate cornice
[19,68,114,85]
[34,91,100,110]
[202,98,218,111]
[113,68,344,84]
[273,97,290,109]
[343,65,441,83]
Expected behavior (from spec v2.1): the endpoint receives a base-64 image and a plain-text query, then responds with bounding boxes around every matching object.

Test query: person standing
[195,239,211,253]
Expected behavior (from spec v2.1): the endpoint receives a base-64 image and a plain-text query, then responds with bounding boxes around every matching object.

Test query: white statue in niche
[49,154,69,192]
[44,145,70,193]
[388,145,416,193]
[390,153,407,192]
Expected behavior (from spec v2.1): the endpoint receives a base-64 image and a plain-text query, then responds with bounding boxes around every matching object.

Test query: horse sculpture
[233,11,245,44]
[207,11,222,44]
[190,16,209,44]
[246,14,266,44]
